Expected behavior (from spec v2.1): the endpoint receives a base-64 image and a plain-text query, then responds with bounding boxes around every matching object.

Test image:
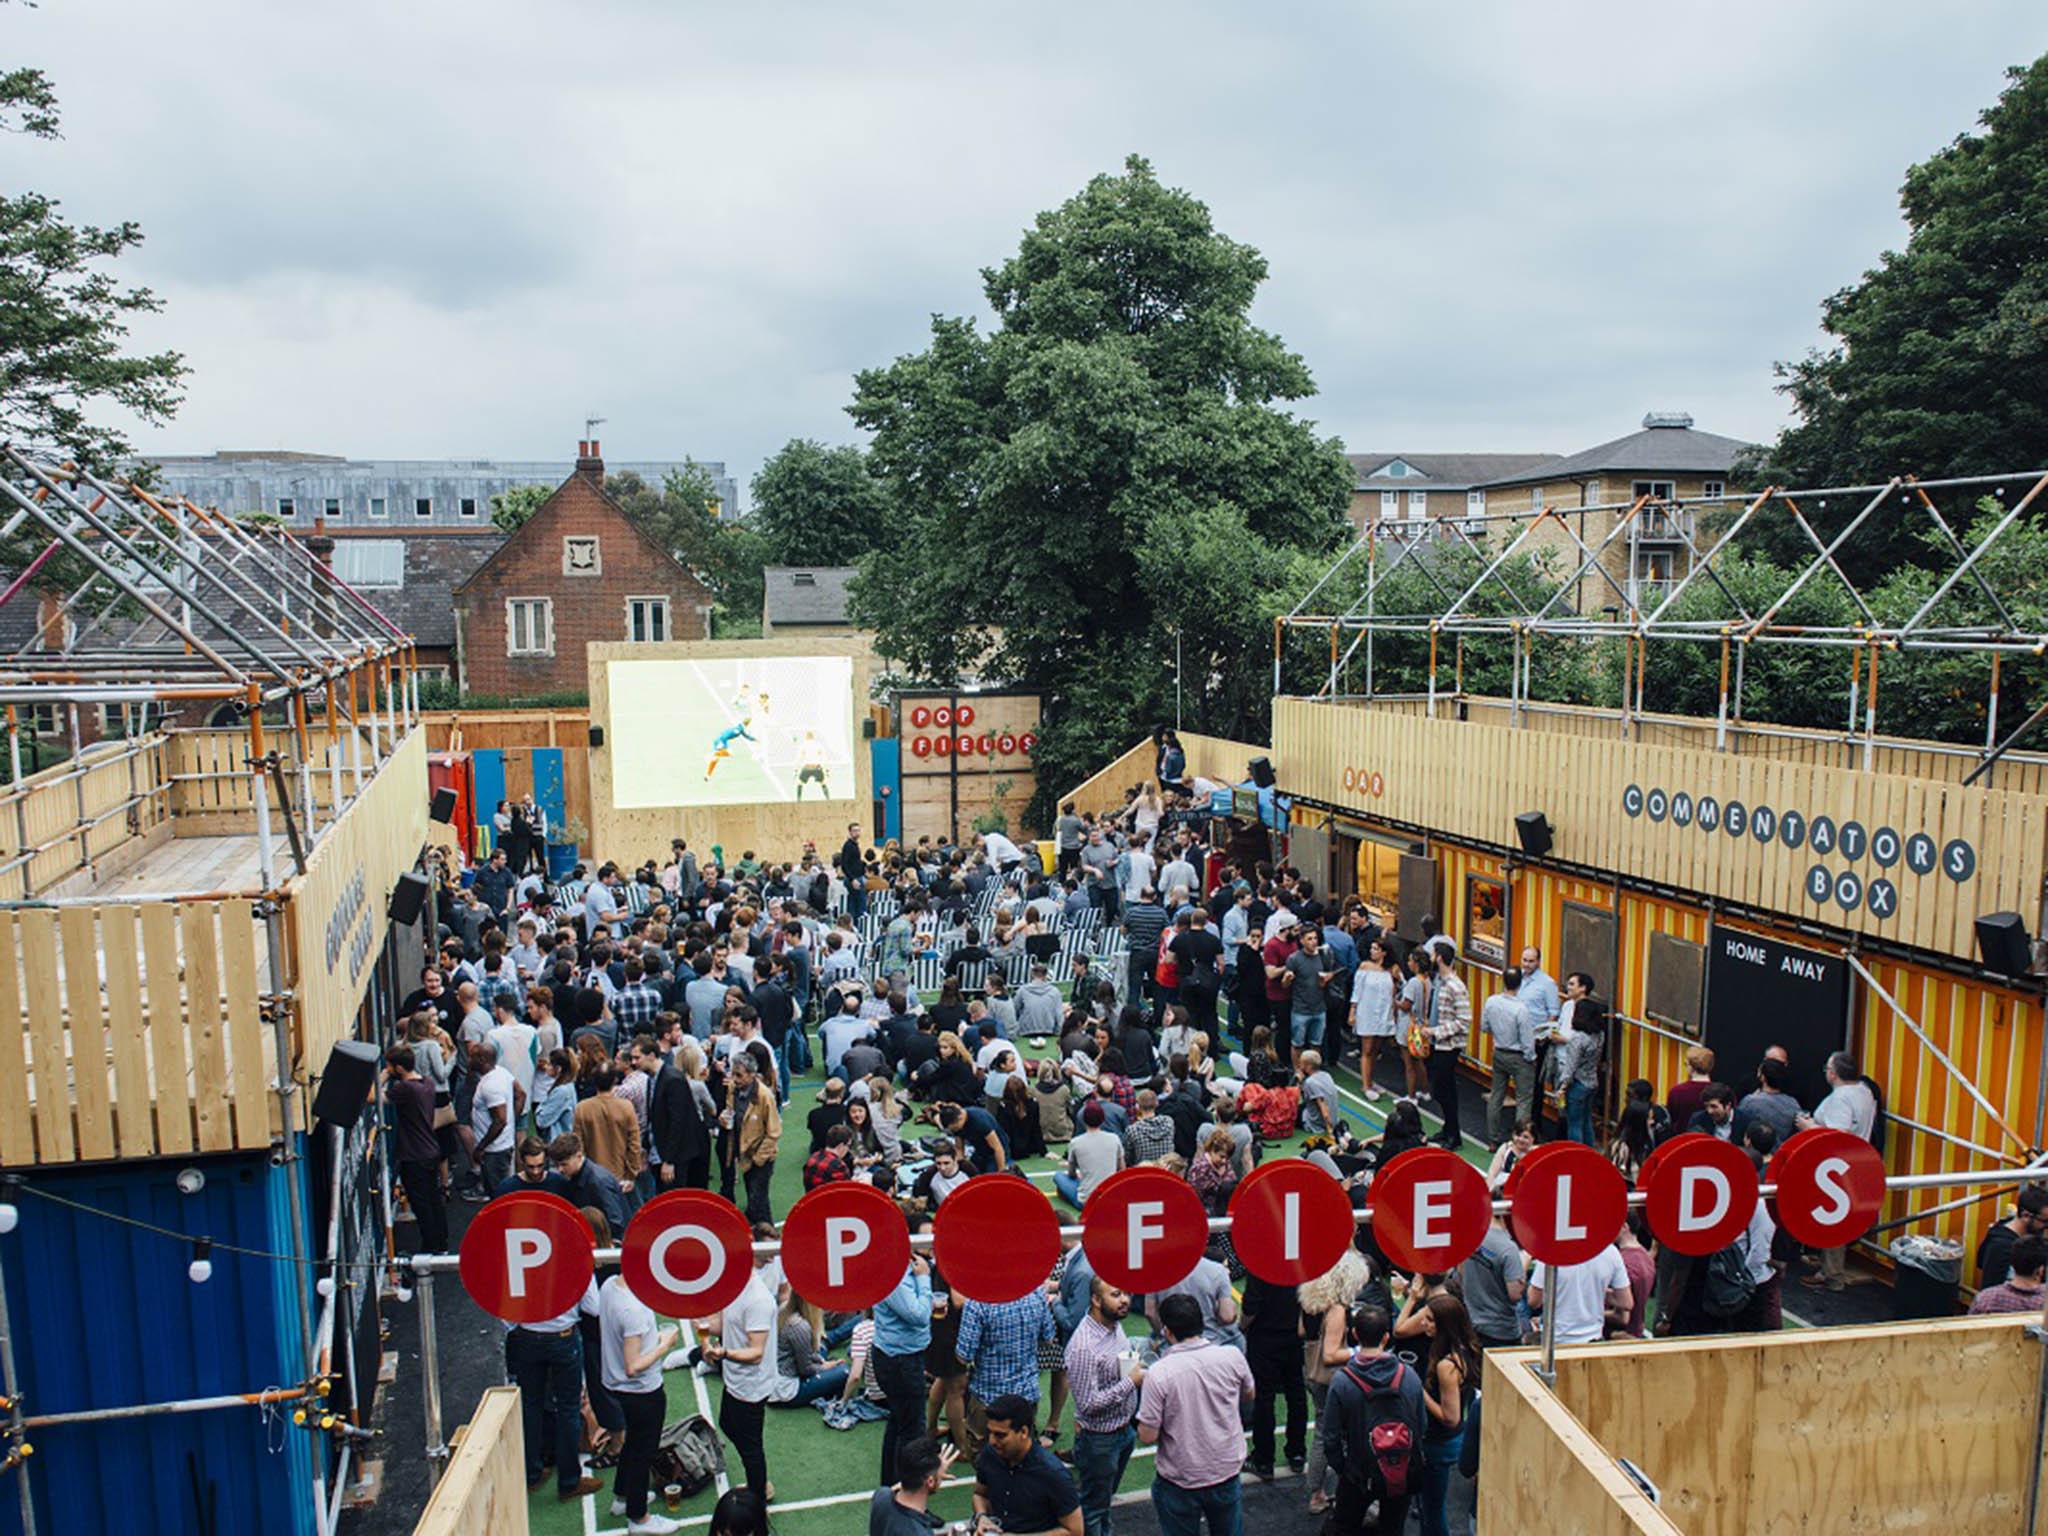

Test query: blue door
[471,749,507,856]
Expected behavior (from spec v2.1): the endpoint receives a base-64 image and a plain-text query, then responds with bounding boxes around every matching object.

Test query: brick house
[452,441,714,697]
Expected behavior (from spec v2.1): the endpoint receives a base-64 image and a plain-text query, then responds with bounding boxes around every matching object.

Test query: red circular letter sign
[956,704,975,727]
[1082,1167,1208,1293]
[781,1182,910,1311]
[1770,1129,1886,1249]
[935,706,954,728]
[1509,1143,1628,1267]
[934,735,953,757]
[935,1176,1061,1303]
[621,1191,754,1317]
[1644,1133,1758,1255]
[977,733,996,756]
[459,1192,594,1324]
[1230,1159,1355,1285]
[910,735,932,759]
[956,734,977,757]
[1369,1148,1490,1274]
[998,733,1018,756]
[909,706,932,729]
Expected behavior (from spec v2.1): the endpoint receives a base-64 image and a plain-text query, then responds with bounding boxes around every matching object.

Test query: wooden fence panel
[180,902,234,1153]
[412,1385,529,1536]
[60,906,115,1161]
[220,899,270,1143]
[18,910,70,1161]
[99,905,153,1159]
[140,901,194,1158]
[0,921,31,1165]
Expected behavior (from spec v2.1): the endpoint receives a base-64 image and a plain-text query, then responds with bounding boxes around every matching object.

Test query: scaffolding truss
[0,448,410,709]
[1277,470,2048,771]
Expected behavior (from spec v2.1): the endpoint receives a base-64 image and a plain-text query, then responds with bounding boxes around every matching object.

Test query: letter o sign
[621,1191,754,1316]
[997,733,1018,756]
[1082,1167,1208,1293]
[1230,1159,1355,1284]
[1368,1147,1489,1273]
[458,1191,595,1323]
[1644,1133,1758,1256]
[1769,1129,1886,1249]
[781,1182,910,1311]
[935,1176,1062,1303]
[1509,1143,1628,1267]
[934,706,955,728]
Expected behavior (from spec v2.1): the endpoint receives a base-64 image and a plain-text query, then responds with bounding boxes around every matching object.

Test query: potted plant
[546,815,588,881]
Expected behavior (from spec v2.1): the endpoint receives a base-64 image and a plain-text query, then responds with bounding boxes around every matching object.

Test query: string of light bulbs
[0,1178,398,1283]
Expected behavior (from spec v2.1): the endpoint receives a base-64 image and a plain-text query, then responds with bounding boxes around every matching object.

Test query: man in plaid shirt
[1064,1277,1142,1535]
[612,956,663,1035]
[957,1288,1056,1459]
[1122,1089,1176,1166]
[801,1123,855,1192]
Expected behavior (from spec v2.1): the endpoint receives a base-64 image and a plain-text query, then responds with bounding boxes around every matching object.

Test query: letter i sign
[1230,1158,1360,1283]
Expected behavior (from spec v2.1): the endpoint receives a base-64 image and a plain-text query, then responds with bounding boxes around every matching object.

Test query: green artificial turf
[523,1023,1471,1535]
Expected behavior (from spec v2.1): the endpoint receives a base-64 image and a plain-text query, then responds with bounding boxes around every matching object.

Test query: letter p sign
[458,1191,595,1324]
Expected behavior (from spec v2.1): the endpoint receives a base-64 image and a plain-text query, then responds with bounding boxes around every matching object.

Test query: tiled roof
[762,566,856,625]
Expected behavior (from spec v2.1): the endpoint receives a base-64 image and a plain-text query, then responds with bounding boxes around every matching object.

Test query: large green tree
[0,21,185,470]
[1740,55,2048,578]
[847,156,1354,817]
[750,439,891,566]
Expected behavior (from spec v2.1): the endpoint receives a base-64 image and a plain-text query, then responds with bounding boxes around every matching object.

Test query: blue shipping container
[0,1149,317,1536]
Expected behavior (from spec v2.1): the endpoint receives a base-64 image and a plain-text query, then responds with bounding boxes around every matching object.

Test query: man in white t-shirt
[700,1267,792,1506]
[486,996,539,1103]
[1121,838,1156,905]
[1528,1244,1632,1345]
[468,1041,520,1194]
[1797,1050,1879,1290]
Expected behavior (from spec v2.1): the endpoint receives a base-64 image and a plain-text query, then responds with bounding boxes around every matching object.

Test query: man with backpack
[1321,1304,1427,1534]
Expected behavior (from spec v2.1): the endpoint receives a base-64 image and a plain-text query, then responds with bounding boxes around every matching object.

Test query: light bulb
[188,1238,213,1284]
[316,1277,335,1298]
[0,1202,16,1235]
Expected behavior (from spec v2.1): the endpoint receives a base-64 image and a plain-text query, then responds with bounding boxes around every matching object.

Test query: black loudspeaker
[588,725,605,747]
[1975,911,2031,976]
[429,786,458,824]
[1515,811,1553,857]
[862,717,876,739]
[1249,756,1276,789]
[387,870,430,927]
[311,1040,381,1130]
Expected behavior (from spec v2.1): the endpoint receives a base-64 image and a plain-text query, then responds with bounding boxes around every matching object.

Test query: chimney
[304,520,337,640]
[576,438,605,481]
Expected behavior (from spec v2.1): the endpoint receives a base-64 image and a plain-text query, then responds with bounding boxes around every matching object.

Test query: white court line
[584,1441,1311,1532]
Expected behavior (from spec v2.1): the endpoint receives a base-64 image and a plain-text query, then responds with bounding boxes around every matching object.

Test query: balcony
[1635,507,1694,541]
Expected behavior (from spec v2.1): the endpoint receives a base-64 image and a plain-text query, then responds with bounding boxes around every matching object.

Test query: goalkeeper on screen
[703,714,759,782]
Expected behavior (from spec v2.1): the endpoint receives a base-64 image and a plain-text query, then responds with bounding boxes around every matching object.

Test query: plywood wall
[1478,1349,1680,1535]
[413,1386,529,1536]
[1275,697,2048,963]
[1540,1319,2044,1536]
[585,637,876,868]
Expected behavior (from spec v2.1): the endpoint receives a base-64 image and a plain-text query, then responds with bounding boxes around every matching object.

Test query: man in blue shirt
[972,1394,1082,1535]
[871,1241,935,1485]
[1517,944,1563,1137]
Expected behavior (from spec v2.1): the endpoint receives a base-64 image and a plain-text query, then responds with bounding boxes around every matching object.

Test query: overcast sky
[9,1,2046,495]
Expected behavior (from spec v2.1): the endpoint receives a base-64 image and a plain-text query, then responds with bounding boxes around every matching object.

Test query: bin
[1890,1235,1963,1319]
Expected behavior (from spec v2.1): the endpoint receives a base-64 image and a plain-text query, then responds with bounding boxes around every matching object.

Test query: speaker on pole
[1515,811,1553,857]
[388,870,430,927]
[429,786,458,824]
[588,725,605,748]
[1248,756,1276,789]
[1975,911,2031,976]
[311,1040,382,1130]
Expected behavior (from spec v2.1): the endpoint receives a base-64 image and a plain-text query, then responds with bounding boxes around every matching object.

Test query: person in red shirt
[802,1123,856,1192]
[1666,1045,1716,1131]
[1260,928,1298,1020]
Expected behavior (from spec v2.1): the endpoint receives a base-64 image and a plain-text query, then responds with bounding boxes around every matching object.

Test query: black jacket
[839,837,864,883]
[650,1063,709,1171]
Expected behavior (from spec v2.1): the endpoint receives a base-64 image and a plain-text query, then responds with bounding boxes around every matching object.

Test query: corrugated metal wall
[0,1150,316,1536]
[1345,823,2043,1275]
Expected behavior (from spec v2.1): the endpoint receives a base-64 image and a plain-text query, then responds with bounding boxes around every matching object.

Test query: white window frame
[1584,478,1604,507]
[277,497,295,519]
[625,595,670,643]
[1702,480,1725,500]
[562,535,602,577]
[1632,480,1676,503]
[458,496,479,519]
[322,497,340,520]
[368,496,388,520]
[1379,490,1397,518]
[506,597,554,657]
[331,539,404,590]
[1530,486,1545,510]
[1464,489,1486,534]
[414,496,434,519]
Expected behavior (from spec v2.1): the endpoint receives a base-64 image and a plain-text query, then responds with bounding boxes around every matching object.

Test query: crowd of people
[380,766,2027,1536]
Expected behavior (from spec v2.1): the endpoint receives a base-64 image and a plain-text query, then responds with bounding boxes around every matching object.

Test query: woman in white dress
[1350,936,1399,1102]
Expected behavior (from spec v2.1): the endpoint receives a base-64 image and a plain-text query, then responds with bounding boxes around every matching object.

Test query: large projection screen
[606,655,856,809]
